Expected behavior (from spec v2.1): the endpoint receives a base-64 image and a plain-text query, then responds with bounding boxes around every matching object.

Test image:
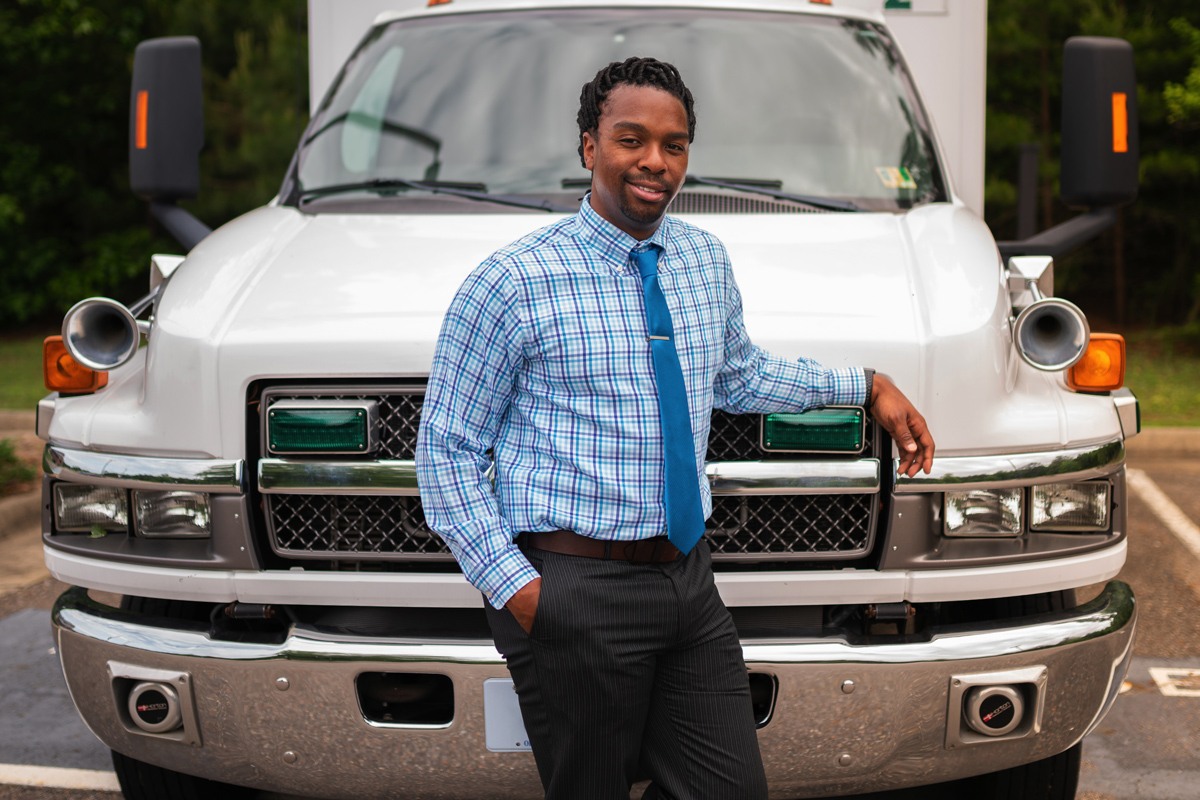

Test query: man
[416,57,934,800]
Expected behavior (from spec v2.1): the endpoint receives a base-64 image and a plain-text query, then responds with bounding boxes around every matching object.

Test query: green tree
[0,0,307,330]
[986,0,1200,327]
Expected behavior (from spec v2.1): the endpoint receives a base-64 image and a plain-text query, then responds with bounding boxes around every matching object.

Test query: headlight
[943,489,1022,537]
[133,490,211,538]
[53,484,128,532]
[1030,481,1110,532]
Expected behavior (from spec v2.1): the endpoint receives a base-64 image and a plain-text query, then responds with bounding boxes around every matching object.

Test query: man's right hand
[505,577,542,634]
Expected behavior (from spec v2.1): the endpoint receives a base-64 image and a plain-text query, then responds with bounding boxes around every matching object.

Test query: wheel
[958,742,1081,800]
[113,596,256,799]
[112,749,257,800]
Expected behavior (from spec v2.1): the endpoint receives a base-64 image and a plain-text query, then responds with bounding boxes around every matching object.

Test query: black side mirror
[129,37,204,202]
[1060,37,1138,209]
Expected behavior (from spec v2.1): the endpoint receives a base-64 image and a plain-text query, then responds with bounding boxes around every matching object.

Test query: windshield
[292,8,946,212]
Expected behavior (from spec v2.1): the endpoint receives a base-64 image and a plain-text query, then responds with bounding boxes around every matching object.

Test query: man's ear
[582,131,596,171]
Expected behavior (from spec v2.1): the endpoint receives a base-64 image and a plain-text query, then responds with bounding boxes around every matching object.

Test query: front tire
[959,742,1081,800]
[112,750,256,800]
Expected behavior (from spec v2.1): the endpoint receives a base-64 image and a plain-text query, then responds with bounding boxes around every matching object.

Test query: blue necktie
[634,246,706,554]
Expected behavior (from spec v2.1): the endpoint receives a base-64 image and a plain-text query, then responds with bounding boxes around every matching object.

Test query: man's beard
[618,183,671,227]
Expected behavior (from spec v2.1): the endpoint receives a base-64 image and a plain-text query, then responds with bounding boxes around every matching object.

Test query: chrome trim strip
[52,580,1133,668]
[894,439,1124,493]
[706,460,879,495]
[257,458,880,496]
[43,445,244,494]
[45,539,1127,608]
[258,458,420,495]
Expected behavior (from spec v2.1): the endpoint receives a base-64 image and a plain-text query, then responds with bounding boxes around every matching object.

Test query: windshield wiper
[685,176,859,212]
[299,178,567,212]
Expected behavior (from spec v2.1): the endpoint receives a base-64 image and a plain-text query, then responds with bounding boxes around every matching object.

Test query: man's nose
[639,143,668,173]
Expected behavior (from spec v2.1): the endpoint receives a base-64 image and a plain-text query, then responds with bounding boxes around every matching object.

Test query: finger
[892,423,918,454]
[909,416,935,474]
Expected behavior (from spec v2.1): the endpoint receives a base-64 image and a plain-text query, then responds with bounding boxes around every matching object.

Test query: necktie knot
[633,245,662,279]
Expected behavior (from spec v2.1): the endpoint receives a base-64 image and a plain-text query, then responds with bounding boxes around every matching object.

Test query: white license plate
[483,678,531,751]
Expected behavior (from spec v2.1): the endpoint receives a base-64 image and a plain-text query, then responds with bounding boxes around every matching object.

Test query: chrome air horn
[1008,256,1089,372]
[62,291,156,371]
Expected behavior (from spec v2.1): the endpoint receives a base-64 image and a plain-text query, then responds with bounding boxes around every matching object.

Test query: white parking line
[1127,468,1200,562]
[0,764,120,791]
[1149,667,1200,697]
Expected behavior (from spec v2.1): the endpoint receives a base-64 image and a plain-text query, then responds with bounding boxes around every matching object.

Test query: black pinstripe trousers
[484,540,768,800]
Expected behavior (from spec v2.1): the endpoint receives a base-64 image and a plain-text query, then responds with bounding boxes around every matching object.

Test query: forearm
[715,346,867,413]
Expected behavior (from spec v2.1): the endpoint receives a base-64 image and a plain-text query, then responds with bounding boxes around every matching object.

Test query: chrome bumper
[54,582,1135,799]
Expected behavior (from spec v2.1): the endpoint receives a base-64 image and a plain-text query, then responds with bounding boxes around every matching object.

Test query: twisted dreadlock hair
[576,57,696,168]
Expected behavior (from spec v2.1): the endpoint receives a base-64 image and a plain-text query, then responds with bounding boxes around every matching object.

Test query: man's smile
[626,179,670,203]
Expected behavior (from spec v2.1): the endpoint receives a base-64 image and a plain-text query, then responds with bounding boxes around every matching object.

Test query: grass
[0,331,54,411]
[1123,324,1200,427]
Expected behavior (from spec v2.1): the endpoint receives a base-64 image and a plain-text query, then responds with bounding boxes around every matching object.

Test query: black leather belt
[519,530,681,563]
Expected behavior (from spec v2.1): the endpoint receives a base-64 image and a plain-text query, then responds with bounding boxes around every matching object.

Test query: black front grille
[269,494,448,560]
[260,388,881,566]
[668,192,822,215]
[708,494,875,559]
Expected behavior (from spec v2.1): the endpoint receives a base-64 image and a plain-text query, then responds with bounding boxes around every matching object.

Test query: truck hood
[53,203,1121,459]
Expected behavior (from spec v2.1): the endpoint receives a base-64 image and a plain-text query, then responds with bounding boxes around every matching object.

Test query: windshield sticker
[876,167,917,190]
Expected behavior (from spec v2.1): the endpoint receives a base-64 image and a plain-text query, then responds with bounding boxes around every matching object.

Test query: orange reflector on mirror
[1112,92,1128,154]
[43,336,108,394]
[1067,333,1125,392]
[136,90,149,150]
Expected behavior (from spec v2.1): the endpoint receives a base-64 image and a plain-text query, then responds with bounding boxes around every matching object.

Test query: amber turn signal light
[43,336,108,394]
[1066,333,1125,392]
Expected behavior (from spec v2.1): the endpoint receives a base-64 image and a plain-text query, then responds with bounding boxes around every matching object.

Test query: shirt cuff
[827,366,869,407]
[475,548,541,609]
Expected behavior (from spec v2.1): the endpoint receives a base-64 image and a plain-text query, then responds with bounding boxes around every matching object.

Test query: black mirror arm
[150,202,212,252]
[996,207,1117,260]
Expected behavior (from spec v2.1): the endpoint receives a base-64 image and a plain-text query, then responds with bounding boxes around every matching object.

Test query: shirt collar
[574,193,672,270]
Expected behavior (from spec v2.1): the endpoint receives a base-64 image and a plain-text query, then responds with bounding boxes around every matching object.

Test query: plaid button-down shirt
[415,199,866,608]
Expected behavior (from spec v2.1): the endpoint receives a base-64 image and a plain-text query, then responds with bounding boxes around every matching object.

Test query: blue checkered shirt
[415,198,867,608]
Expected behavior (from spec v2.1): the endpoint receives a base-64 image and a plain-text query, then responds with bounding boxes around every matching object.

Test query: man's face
[582,84,690,240]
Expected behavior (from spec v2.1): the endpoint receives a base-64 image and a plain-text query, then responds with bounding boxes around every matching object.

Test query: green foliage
[157,1,310,227]
[0,0,307,329]
[0,439,36,496]
[986,1,1200,327]
[1163,19,1200,127]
